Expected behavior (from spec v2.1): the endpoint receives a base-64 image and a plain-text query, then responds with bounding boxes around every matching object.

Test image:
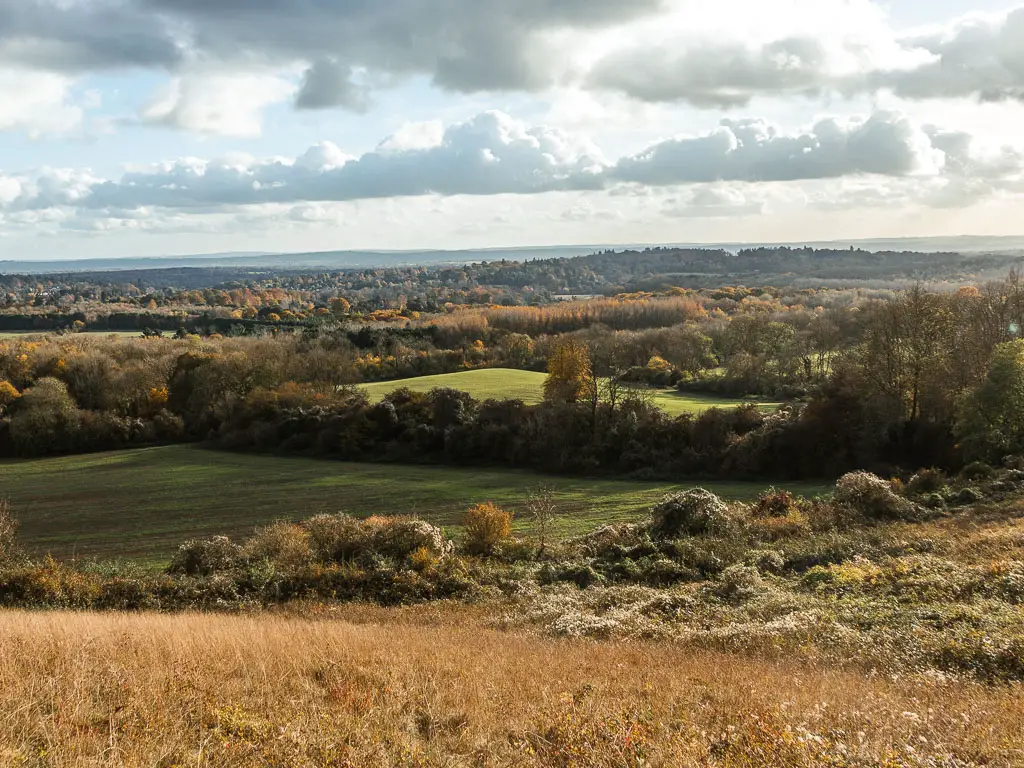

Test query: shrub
[303,513,367,562]
[463,503,513,555]
[168,536,242,576]
[952,487,984,506]
[409,546,438,572]
[636,557,694,587]
[243,522,314,572]
[370,518,452,559]
[301,514,451,563]
[751,488,798,519]
[907,468,946,496]
[571,523,651,558]
[832,472,919,521]
[961,461,994,482]
[746,549,785,574]
[0,557,102,608]
[748,510,811,542]
[650,489,744,539]
[706,564,763,604]
[538,562,604,589]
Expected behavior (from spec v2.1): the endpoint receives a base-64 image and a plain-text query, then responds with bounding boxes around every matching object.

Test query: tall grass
[0,608,1021,766]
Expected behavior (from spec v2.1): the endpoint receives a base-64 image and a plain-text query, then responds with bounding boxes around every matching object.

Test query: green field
[0,445,828,563]
[362,368,778,417]
[0,330,145,339]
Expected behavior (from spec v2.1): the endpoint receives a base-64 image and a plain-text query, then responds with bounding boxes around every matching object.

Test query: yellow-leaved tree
[543,339,593,403]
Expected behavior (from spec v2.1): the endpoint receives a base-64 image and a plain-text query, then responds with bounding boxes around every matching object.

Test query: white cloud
[2,109,1019,221]
[378,121,445,153]
[139,71,295,137]
[664,186,764,218]
[0,68,82,136]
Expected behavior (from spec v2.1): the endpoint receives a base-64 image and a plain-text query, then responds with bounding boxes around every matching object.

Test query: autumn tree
[498,333,535,369]
[8,377,81,456]
[0,380,20,413]
[543,339,593,403]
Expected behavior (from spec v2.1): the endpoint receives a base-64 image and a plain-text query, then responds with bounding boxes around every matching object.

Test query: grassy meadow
[0,445,828,562]
[1,609,1020,766]
[0,330,144,339]
[360,368,780,417]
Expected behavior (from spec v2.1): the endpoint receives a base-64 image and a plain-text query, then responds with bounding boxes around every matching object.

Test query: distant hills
[2,235,1024,274]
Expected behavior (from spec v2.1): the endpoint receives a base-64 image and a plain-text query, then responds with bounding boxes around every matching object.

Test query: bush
[301,514,452,563]
[571,523,651,559]
[907,468,946,496]
[369,518,453,560]
[537,562,604,589]
[705,564,763,604]
[303,513,368,562]
[832,472,919,521]
[243,522,314,572]
[748,510,811,542]
[650,489,744,539]
[168,536,242,576]
[952,487,984,506]
[751,487,798,519]
[0,557,102,608]
[961,462,994,482]
[463,503,513,555]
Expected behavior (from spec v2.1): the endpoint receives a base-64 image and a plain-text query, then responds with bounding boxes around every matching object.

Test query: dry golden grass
[1,608,1022,767]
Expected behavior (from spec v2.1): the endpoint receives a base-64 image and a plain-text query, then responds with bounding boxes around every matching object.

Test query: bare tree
[526,485,558,554]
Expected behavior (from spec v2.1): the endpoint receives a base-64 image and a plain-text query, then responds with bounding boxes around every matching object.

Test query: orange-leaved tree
[543,339,593,403]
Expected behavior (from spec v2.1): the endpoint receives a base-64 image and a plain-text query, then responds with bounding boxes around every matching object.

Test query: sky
[1,0,1024,259]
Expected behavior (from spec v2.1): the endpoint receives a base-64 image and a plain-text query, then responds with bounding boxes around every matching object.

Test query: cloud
[0,0,660,91]
[0,0,183,73]
[588,37,834,108]
[1,109,1020,221]
[139,71,295,137]
[1,0,1023,144]
[611,112,944,185]
[0,67,83,136]
[377,121,445,153]
[8,111,603,211]
[586,4,1024,108]
[871,9,1024,102]
[663,186,764,218]
[294,59,370,111]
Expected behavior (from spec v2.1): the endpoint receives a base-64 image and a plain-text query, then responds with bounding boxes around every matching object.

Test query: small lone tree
[526,485,558,554]
[543,340,593,403]
[0,500,19,566]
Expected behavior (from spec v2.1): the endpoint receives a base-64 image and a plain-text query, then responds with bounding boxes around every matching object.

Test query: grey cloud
[611,112,941,185]
[871,10,1024,102]
[0,0,182,72]
[295,60,370,111]
[5,0,1024,115]
[0,0,662,94]
[589,37,830,108]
